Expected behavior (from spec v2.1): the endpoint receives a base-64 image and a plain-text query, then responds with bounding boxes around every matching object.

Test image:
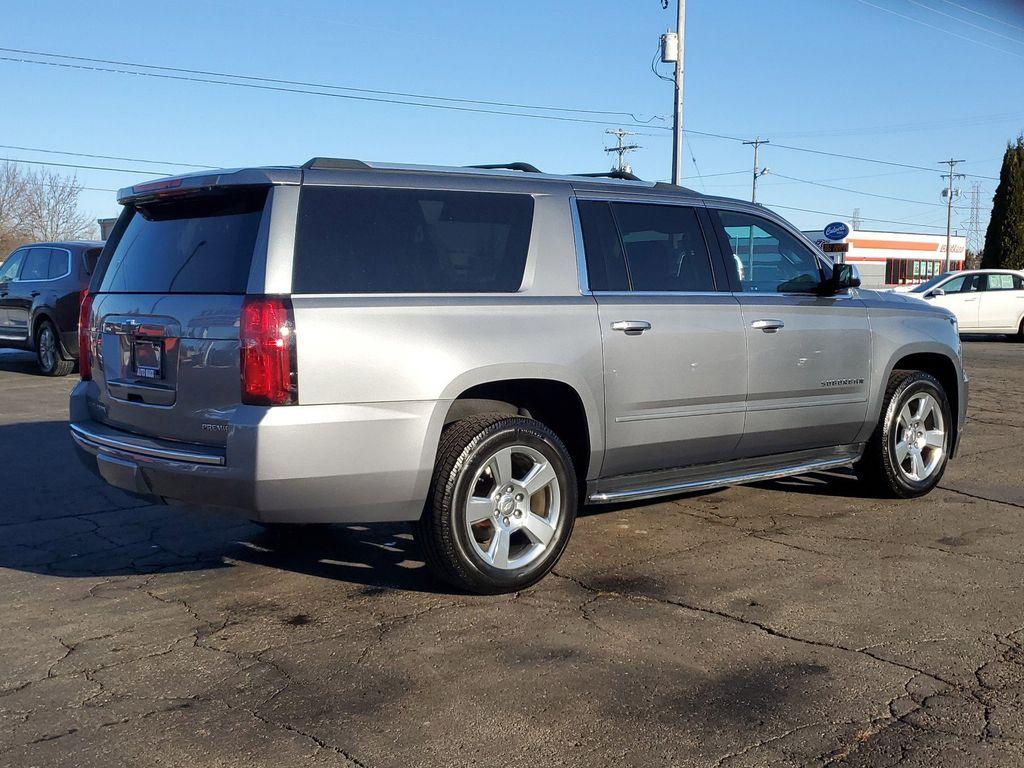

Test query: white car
[904,269,1024,337]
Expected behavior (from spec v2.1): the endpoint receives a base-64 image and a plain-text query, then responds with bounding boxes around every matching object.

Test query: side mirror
[823,263,861,295]
[928,288,945,298]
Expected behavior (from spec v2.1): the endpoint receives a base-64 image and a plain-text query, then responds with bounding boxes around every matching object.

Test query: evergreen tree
[982,136,1024,270]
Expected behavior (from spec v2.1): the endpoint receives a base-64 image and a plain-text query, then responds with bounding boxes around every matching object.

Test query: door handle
[751,319,785,333]
[963,298,977,302]
[611,320,652,335]
[30,291,40,298]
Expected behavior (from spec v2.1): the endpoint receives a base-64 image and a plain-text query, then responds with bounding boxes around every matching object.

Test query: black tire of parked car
[855,370,952,498]
[417,413,577,595]
[35,319,75,377]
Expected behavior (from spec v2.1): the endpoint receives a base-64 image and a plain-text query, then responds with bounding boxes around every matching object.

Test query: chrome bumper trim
[70,423,226,466]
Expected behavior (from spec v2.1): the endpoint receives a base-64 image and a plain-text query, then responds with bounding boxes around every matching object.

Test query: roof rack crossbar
[467,162,543,174]
[574,170,643,182]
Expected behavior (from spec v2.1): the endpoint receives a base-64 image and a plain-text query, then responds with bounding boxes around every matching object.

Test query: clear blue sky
[2,0,1023,239]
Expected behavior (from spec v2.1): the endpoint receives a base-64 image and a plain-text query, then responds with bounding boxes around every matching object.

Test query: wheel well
[31,313,53,342]
[444,379,591,485]
[891,352,960,446]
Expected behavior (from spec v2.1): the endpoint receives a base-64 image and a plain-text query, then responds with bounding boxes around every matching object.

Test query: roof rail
[575,170,643,182]
[302,157,372,170]
[467,162,543,174]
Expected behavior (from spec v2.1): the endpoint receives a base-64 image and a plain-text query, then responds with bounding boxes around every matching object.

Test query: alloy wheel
[464,444,561,571]
[893,392,945,482]
[39,326,56,371]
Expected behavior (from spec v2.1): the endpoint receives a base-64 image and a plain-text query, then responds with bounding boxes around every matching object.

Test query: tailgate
[85,188,269,447]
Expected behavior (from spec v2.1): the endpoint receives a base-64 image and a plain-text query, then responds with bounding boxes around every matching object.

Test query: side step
[588,444,863,505]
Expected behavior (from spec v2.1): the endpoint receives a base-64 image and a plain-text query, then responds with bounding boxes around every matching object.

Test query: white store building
[802,228,967,289]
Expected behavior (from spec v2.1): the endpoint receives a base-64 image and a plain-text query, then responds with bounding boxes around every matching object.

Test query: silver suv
[70,158,968,593]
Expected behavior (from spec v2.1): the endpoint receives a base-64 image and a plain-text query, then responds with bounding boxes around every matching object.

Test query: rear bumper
[70,382,446,523]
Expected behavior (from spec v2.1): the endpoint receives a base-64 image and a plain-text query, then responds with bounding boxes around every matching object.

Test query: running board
[587,444,864,505]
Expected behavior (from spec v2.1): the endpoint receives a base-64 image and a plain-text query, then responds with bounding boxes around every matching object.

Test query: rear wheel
[856,370,951,498]
[417,414,577,594]
[36,320,74,377]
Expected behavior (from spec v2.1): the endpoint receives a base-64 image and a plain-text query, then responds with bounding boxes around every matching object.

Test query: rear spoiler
[117,167,301,205]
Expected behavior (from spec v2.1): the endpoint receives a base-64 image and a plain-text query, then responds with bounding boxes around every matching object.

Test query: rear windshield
[96,189,267,294]
[292,186,534,293]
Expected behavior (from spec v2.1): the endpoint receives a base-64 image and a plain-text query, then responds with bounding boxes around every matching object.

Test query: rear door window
[48,249,70,279]
[97,189,267,294]
[610,203,715,292]
[576,200,629,291]
[20,248,51,281]
[293,186,534,293]
[986,273,1015,291]
[0,249,27,282]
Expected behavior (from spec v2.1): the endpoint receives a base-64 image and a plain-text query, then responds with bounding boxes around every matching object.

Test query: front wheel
[36,320,74,377]
[417,414,577,594]
[855,370,952,498]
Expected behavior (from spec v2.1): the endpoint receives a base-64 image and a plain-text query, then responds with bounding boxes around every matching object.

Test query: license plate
[132,340,162,380]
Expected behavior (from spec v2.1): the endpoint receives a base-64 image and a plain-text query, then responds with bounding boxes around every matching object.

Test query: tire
[417,414,578,594]
[36,320,74,377]
[855,370,952,498]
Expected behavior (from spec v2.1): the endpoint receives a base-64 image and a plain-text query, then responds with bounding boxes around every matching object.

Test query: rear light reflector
[78,290,95,381]
[240,296,297,406]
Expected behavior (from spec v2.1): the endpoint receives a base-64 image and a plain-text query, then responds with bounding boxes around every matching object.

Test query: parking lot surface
[1,341,1023,768]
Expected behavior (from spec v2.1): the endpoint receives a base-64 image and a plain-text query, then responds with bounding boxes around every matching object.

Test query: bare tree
[0,161,30,257]
[21,168,94,242]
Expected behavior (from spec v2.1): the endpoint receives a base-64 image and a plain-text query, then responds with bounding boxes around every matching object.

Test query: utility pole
[605,129,641,173]
[851,208,862,231]
[939,158,965,272]
[670,1,686,185]
[743,137,769,202]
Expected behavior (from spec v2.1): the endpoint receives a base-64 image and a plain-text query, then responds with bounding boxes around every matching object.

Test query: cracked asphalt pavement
[2,340,1024,767]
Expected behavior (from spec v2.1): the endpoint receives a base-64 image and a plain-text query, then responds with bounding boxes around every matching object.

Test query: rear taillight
[240,296,297,406]
[78,290,95,381]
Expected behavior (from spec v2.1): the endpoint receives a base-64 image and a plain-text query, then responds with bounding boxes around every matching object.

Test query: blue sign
[824,221,850,241]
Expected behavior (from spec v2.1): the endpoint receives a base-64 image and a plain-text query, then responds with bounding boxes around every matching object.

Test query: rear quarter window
[292,186,534,293]
[97,189,267,294]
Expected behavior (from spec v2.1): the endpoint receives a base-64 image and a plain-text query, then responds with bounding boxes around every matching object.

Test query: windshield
[910,273,953,293]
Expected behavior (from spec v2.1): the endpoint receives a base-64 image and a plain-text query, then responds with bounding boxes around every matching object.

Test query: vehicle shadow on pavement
[750,469,876,498]
[0,349,42,375]
[0,417,450,593]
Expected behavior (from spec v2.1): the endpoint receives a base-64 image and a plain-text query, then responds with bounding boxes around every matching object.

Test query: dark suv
[0,241,104,375]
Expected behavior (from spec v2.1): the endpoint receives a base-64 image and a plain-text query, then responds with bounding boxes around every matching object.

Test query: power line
[851,0,1024,60]
[0,46,668,126]
[0,156,170,176]
[937,0,1024,34]
[770,171,944,207]
[765,203,949,232]
[769,141,998,180]
[903,0,1024,47]
[0,46,1001,181]
[0,143,214,169]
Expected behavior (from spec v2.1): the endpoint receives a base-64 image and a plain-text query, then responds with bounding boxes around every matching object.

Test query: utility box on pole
[660,31,678,63]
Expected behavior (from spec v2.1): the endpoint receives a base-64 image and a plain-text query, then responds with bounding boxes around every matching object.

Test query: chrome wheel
[894,392,945,482]
[464,444,561,571]
[38,326,57,371]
